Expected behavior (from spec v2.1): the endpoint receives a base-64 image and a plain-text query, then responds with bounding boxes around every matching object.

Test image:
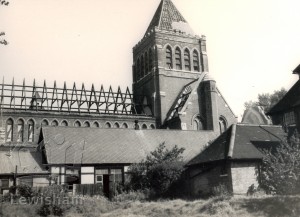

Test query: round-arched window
[193,116,204,130]
[51,120,59,127]
[83,121,90,128]
[74,121,81,127]
[61,120,68,126]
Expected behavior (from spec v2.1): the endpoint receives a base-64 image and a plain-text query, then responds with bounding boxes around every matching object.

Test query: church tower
[132,0,236,132]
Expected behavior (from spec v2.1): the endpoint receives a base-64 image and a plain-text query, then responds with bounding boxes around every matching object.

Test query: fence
[73,184,103,197]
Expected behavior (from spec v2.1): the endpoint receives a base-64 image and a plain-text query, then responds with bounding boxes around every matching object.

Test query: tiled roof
[41,127,216,165]
[0,148,47,174]
[187,124,285,166]
[267,79,300,114]
[144,0,195,36]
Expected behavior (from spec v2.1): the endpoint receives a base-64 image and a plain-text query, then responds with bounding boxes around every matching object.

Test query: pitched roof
[41,127,216,165]
[241,106,272,125]
[267,79,300,114]
[187,124,285,166]
[0,148,47,174]
[144,0,195,36]
[293,64,300,75]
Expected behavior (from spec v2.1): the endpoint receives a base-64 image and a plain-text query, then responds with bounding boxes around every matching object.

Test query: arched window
[105,122,111,128]
[149,48,153,72]
[166,46,172,69]
[193,116,204,130]
[122,123,128,129]
[142,124,147,129]
[193,50,200,72]
[41,119,49,126]
[150,124,155,129]
[92,122,100,128]
[28,119,34,142]
[219,117,227,134]
[184,49,191,71]
[51,120,59,127]
[144,52,148,74]
[17,119,24,142]
[83,121,90,127]
[141,55,145,78]
[136,58,141,80]
[74,121,81,127]
[114,122,120,128]
[6,118,13,142]
[61,120,68,127]
[175,47,182,70]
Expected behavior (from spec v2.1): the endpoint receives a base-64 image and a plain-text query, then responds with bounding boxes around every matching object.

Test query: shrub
[127,142,185,198]
[17,185,34,200]
[260,130,300,195]
[36,204,51,217]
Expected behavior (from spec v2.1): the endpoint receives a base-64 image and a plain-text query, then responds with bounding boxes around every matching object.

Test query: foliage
[127,142,185,198]
[260,130,300,195]
[244,88,287,112]
[17,184,34,199]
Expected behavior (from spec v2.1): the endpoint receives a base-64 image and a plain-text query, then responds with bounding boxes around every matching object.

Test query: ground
[1,195,299,217]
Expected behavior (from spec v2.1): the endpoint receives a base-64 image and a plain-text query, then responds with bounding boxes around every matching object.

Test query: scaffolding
[0,78,148,116]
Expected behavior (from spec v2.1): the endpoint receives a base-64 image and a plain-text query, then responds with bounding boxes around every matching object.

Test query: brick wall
[0,111,156,145]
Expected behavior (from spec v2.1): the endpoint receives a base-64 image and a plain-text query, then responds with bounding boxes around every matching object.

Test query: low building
[0,145,48,194]
[267,64,300,132]
[186,124,285,196]
[39,126,216,196]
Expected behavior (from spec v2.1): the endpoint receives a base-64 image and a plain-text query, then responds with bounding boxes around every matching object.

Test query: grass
[1,195,300,217]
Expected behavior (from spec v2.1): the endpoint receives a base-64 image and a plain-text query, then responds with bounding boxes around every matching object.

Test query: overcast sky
[0,0,299,119]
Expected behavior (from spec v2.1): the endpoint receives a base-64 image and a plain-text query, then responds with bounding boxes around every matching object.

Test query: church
[2,0,280,197]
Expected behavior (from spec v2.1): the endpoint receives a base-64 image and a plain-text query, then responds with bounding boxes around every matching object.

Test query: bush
[17,185,34,200]
[127,142,185,198]
[36,204,51,217]
[260,130,300,195]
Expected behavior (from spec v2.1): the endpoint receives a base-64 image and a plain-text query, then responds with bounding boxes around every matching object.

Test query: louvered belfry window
[175,48,182,70]
[184,49,191,71]
[193,50,200,72]
[17,119,24,142]
[166,46,172,69]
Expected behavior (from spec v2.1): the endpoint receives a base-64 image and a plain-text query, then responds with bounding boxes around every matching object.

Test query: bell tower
[132,0,220,130]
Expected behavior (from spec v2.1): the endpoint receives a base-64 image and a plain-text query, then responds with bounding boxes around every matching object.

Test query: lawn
[1,195,299,217]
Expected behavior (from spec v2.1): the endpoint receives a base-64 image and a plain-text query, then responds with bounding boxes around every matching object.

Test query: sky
[0,0,300,119]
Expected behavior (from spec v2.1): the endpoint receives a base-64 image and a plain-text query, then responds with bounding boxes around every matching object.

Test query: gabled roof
[0,148,47,174]
[187,124,285,166]
[41,127,216,165]
[144,0,195,36]
[293,64,300,75]
[267,79,300,115]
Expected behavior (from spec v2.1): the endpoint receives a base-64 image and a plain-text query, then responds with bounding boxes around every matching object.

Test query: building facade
[0,0,238,195]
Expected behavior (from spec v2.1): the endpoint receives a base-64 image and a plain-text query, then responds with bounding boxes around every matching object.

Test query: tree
[244,88,287,112]
[127,142,185,197]
[0,1,9,45]
[259,130,300,195]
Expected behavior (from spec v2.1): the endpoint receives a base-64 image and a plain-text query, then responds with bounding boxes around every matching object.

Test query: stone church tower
[132,0,236,132]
